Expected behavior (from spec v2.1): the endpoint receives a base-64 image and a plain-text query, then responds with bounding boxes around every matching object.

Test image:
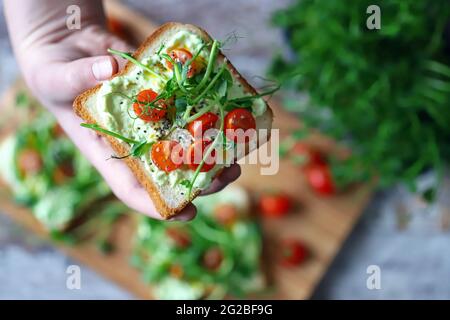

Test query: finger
[200,164,241,196]
[52,106,165,220]
[38,56,118,103]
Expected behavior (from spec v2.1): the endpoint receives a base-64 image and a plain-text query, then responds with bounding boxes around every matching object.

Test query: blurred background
[1,0,450,299]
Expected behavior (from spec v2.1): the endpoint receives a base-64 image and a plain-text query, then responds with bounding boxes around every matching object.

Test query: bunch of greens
[131,188,265,299]
[85,40,277,199]
[270,0,450,193]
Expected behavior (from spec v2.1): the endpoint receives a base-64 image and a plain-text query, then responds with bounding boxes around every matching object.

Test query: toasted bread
[73,22,273,219]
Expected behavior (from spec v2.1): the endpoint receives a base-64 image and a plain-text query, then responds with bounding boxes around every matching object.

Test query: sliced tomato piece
[53,161,75,185]
[151,140,184,173]
[186,139,216,172]
[291,143,325,166]
[133,89,167,122]
[17,148,43,176]
[214,204,238,226]
[187,112,218,139]
[166,48,198,78]
[166,228,191,249]
[259,193,292,218]
[169,264,184,278]
[224,108,256,142]
[202,247,223,271]
[52,123,65,138]
[304,163,335,195]
[280,239,308,267]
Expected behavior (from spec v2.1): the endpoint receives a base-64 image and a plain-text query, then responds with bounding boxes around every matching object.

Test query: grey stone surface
[0,0,449,300]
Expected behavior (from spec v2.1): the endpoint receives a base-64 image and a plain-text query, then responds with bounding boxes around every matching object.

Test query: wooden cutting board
[0,0,372,299]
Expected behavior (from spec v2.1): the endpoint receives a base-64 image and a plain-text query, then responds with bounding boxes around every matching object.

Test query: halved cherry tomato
[53,161,75,185]
[304,163,335,195]
[214,204,238,226]
[259,193,292,218]
[186,140,216,172]
[224,108,256,142]
[291,143,325,166]
[202,247,223,271]
[167,48,198,78]
[17,149,42,176]
[169,264,184,278]
[166,228,191,249]
[133,89,167,122]
[151,140,184,173]
[187,112,218,139]
[52,123,65,138]
[280,239,307,267]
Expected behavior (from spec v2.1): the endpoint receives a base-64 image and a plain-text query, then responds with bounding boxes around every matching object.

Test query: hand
[4,0,241,220]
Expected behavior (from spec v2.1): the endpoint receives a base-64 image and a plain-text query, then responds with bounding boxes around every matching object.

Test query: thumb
[37,55,118,103]
[65,55,118,94]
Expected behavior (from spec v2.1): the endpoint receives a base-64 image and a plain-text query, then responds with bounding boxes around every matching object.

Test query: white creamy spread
[95,30,267,190]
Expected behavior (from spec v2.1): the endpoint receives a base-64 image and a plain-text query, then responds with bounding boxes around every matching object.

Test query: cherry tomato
[186,139,216,172]
[304,163,335,195]
[151,140,184,173]
[224,108,256,142]
[167,48,198,78]
[202,247,223,271]
[214,204,238,226]
[166,228,191,249]
[259,193,292,218]
[133,89,167,122]
[53,161,75,185]
[187,112,218,139]
[107,17,127,40]
[280,239,307,267]
[291,143,325,166]
[17,148,42,176]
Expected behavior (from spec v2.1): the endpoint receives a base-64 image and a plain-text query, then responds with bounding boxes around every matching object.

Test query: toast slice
[74,22,273,219]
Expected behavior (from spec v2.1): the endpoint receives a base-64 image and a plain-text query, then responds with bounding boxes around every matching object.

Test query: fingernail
[92,58,113,80]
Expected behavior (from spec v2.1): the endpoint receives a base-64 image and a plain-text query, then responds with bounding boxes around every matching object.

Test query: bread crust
[73,22,273,219]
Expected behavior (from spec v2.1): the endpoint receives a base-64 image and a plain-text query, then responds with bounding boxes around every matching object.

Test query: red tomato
[186,140,216,172]
[166,228,191,249]
[304,163,335,195]
[291,143,325,166]
[214,204,238,226]
[187,112,218,138]
[53,161,75,185]
[280,239,307,267]
[224,108,256,142]
[259,193,292,218]
[202,247,223,271]
[151,140,184,173]
[133,89,167,122]
[167,48,198,78]
[107,17,127,40]
[17,149,42,176]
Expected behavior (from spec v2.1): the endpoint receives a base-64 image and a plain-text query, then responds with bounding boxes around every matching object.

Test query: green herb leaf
[15,92,29,108]
[179,179,192,188]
